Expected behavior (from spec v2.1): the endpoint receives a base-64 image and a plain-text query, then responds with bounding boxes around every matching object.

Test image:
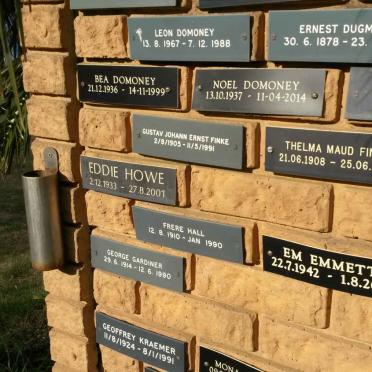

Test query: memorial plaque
[200,347,262,372]
[263,236,372,298]
[346,68,372,121]
[81,156,177,205]
[71,0,177,9]
[192,68,325,117]
[77,64,180,109]
[96,312,186,371]
[269,9,372,63]
[266,127,372,185]
[133,114,244,170]
[128,15,251,62]
[199,0,332,8]
[133,206,244,264]
[91,235,184,292]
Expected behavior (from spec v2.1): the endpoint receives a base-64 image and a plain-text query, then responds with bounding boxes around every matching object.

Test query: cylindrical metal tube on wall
[22,170,64,271]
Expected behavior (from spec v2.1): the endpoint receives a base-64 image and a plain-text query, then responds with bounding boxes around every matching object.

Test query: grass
[0,162,53,372]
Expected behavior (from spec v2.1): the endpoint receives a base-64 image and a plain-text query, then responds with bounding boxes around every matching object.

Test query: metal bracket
[43,147,59,174]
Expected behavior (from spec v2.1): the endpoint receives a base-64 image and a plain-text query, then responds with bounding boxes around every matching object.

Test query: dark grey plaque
[200,347,262,372]
[263,236,372,298]
[346,68,372,121]
[266,127,372,185]
[199,0,335,8]
[269,9,372,63]
[133,206,244,264]
[128,15,251,62]
[132,114,244,170]
[91,235,184,292]
[77,64,180,109]
[192,68,325,117]
[96,312,186,371]
[71,0,177,9]
[81,156,177,205]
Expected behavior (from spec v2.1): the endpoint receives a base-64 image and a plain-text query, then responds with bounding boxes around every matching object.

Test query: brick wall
[22,0,372,371]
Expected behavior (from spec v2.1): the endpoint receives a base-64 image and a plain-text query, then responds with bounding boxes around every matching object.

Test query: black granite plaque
[346,68,372,122]
[192,68,325,117]
[264,236,372,298]
[77,64,180,109]
[269,9,372,63]
[266,127,372,185]
[133,206,244,264]
[91,235,184,292]
[132,114,244,169]
[199,0,334,8]
[71,0,177,9]
[128,14,251,62]
[200,347,262,372]
[96,312,186,371]
[81,156,177,205]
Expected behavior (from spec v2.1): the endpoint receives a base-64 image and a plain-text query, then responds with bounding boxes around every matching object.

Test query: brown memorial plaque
[264,236,372,298]
[265,127,372,185]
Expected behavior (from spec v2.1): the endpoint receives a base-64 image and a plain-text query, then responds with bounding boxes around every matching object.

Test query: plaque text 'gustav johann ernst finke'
[77,64,180,109]
[96,312,186,372]
[71,0,177,9]
[269,9,372,63]
[192,68,325,116]
[81,156,177,205]
[264,236,372,298]
[91,235,184,292]
[200,347,263,372]
[128,14,251,62]
[132,206,244,264]
[199,0,342,8]
[132,114,244,170]
[266,127,372,185]
[346,67,372,121]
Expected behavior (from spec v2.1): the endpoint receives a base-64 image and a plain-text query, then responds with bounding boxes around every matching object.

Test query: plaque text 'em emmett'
[81,156,177,205]
[128,14,251,62]
[192,68,325,116]
[266,127,372,185]
[269,9,372,63]
[78,64,180,109]
[264,236,372,298]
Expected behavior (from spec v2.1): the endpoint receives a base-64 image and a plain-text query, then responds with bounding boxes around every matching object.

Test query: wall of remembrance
[22,0,372,371]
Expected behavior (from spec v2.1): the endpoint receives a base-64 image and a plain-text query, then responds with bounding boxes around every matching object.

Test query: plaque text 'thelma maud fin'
[78,64,180,109]
[266,127,372,185]
[192,68,325,116]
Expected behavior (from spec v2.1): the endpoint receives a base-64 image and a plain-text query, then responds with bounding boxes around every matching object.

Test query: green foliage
[0,0,29,175]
